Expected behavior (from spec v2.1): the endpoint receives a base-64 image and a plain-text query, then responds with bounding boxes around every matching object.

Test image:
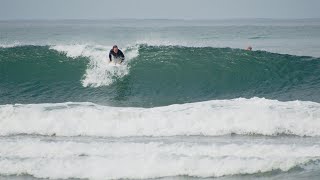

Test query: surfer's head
[113,45,119,53]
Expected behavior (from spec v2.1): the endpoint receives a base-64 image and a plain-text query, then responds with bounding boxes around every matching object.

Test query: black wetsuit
[109,49,125,62]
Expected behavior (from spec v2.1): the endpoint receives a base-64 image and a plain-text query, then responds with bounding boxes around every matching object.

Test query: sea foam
[0,98,319,137]
[50,44,139,87]
[0,136,319,179]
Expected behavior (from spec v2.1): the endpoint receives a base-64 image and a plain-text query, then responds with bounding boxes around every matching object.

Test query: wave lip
[0,98,319,137]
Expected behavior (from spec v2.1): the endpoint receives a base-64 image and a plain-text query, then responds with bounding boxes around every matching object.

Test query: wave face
[1,45,320,107]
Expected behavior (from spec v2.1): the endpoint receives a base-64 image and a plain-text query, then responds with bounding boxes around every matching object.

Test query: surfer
[109,45,125,63]
[246,46,253,51]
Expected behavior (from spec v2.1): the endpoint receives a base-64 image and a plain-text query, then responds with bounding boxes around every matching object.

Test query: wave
[50,44,139,87]
[0,135,319,179]
[1,44,320,106]
[0,98,319,137]
[248,36,267,39]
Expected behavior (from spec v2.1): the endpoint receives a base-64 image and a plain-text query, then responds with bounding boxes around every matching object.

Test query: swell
[0,45,89,103]
[1,45,320,107]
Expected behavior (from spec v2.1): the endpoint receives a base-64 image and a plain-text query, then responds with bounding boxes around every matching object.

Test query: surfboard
[109,57,123,66]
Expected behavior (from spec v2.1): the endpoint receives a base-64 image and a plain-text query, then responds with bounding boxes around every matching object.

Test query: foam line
[0,98,319,137]
[0,137,319,179]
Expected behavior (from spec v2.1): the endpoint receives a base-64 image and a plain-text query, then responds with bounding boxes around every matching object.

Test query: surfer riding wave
[109,45,125,64]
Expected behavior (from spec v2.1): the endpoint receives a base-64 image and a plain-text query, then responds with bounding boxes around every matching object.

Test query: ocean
[0,19,320,180]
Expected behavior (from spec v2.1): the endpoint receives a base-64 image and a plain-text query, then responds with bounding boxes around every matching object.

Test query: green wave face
[1,45,320,107]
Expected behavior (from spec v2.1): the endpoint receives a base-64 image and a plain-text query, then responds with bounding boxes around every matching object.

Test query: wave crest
[50,44,139,87]
[0,98,320,137]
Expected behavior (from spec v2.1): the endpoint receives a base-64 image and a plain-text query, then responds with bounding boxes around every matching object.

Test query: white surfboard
[109,57,123,66]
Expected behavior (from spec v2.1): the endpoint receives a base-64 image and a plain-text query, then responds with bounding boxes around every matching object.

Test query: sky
[1,0,320,20]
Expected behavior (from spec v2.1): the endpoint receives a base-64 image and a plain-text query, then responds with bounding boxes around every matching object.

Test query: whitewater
[1,19,320,180]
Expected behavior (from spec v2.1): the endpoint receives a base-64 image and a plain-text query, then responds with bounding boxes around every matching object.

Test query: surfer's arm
[119,50,125,62]
[108,51,112,62]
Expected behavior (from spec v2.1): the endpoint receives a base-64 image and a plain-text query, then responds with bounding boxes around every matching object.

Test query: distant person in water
[109,45,125,63]
[246,46,253,51]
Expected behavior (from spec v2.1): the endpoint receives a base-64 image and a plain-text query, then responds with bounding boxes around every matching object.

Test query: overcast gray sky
[1,0,319,20]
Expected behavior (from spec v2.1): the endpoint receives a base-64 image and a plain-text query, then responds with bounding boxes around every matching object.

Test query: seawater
[0,19,320,180]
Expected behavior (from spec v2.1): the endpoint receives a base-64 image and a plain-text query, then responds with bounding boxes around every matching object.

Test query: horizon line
[1,17,320,21]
